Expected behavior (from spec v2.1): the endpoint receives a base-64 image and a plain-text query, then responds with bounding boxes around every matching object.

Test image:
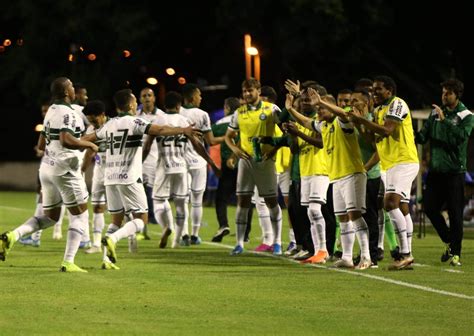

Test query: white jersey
[180,106,211,169]
[153,113,190,174]
[71,104,90,167]
[85,124,107,180]
[95,115,150,186]
[40,102,86,176]
[138,107,166,181]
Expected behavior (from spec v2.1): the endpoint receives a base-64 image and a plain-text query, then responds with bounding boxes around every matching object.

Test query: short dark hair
[182,83,199,101]
[441,78,464,99]
[50,77,70,99]
[113,89,134,111]
[260,85,278,103]
[242,78,261,90]
[338,88,352,95]
[352,88,371,101]
[301,80,327,96]
[224,97,241,113]
[354,78,373,91]
[374,75,397,96]
[164,91,182,109]
[83,100,106,116]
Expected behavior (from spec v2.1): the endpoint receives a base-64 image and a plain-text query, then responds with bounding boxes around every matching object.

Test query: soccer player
[225,78,283,255]
[81,100,109,254]
[81,89,200,269]
[180,83,224,245]
[348,75,419,270]
[1,77,98,272]
[286,89,372,269]
[138,87,165,229]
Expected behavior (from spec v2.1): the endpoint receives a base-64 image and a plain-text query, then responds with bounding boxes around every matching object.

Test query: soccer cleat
[59,261,88,273]
[180,234,191,246]
[52,227,62,240]
[388,254,414,270]
[159,228,172,248]
[254,243,273,252]
[19,236,40,247]
[79,240,92,249]
[0,231,16,261]
[333,250,343,259]
[355,257,372,270]
[101,237,117,263]
[85,246,102,254]
[370,260,379,269]
[272,244,282,255]
[292,250,313,261]
[377,247,384,261]
[190,235,202,245]
[450,255,461,267]
[211,227,230,242]
[102,261,120,270]
[301,250,329,264]
[284,246,300,257]
[441,244,452,262]
[230,245,244,255]
[331,258,354,269]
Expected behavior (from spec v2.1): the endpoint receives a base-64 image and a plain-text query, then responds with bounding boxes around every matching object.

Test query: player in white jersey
[82,89,200,269]
[137,87,165,229]
[1,77,98,272]
[179,83,223,245]
[143,91,218,248]
[81,101,109,254]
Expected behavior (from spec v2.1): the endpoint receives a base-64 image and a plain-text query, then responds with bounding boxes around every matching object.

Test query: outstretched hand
[284,79,300,95]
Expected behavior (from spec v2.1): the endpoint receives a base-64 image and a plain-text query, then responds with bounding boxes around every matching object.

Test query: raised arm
[285,93,314,131]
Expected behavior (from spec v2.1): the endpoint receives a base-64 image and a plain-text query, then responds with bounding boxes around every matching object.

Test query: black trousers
[423,172,465,256]
[288,181,313,253]
[215,165,237,229]
[364,177,380,261]
[322,184,337,256]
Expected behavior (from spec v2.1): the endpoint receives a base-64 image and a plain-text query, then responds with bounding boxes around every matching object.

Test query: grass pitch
[0,191,473,335]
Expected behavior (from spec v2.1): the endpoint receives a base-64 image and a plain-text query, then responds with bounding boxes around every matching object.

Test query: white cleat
[85,246,102,254]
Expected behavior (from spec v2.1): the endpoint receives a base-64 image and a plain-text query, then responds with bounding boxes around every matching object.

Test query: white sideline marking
[443,269,464,274]
[0,206,32,213]
[205,241,474,301]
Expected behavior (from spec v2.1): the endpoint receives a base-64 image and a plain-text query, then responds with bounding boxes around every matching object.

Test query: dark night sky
[1,0,473,161]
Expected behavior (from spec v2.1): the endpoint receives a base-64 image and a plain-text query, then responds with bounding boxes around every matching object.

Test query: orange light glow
[146,77,158,85]
[68,54,74,62]
[166,68,176,76]
[3,39,12,47]
[87,53,96,61]
[35,124,44,132]
[123,50,131,58]
[177,77,186,85]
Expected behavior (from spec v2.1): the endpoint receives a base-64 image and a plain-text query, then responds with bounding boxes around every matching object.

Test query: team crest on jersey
[259,112,267,121]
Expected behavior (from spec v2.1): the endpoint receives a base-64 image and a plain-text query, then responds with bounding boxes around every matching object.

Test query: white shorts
[39,169,89,210]
[277,170,290,196]
[106,182,147,215]
[333,173,367,215]
[385,163,419,202]
[91,166,106,205]
[153,172,188,201]
[236,159,278,198]
[188,166,207,193]
[301,175,330,206]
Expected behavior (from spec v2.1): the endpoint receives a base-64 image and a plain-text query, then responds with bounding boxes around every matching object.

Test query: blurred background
[1,0,473,163]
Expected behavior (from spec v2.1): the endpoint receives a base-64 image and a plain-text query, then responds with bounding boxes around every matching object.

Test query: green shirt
[416,101,473,173]
[212,115,235,162]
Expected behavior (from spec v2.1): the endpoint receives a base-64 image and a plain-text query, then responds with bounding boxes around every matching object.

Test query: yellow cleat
[101,237,117,263]
[0,231,17,261]
[60,261,88,273]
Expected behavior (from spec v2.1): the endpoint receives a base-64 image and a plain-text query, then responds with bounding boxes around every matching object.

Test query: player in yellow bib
[348,75,419,270]
[286,89,372,269]
[225,79,283,255]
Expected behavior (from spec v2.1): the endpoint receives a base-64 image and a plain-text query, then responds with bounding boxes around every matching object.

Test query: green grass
[0,191,473,335]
